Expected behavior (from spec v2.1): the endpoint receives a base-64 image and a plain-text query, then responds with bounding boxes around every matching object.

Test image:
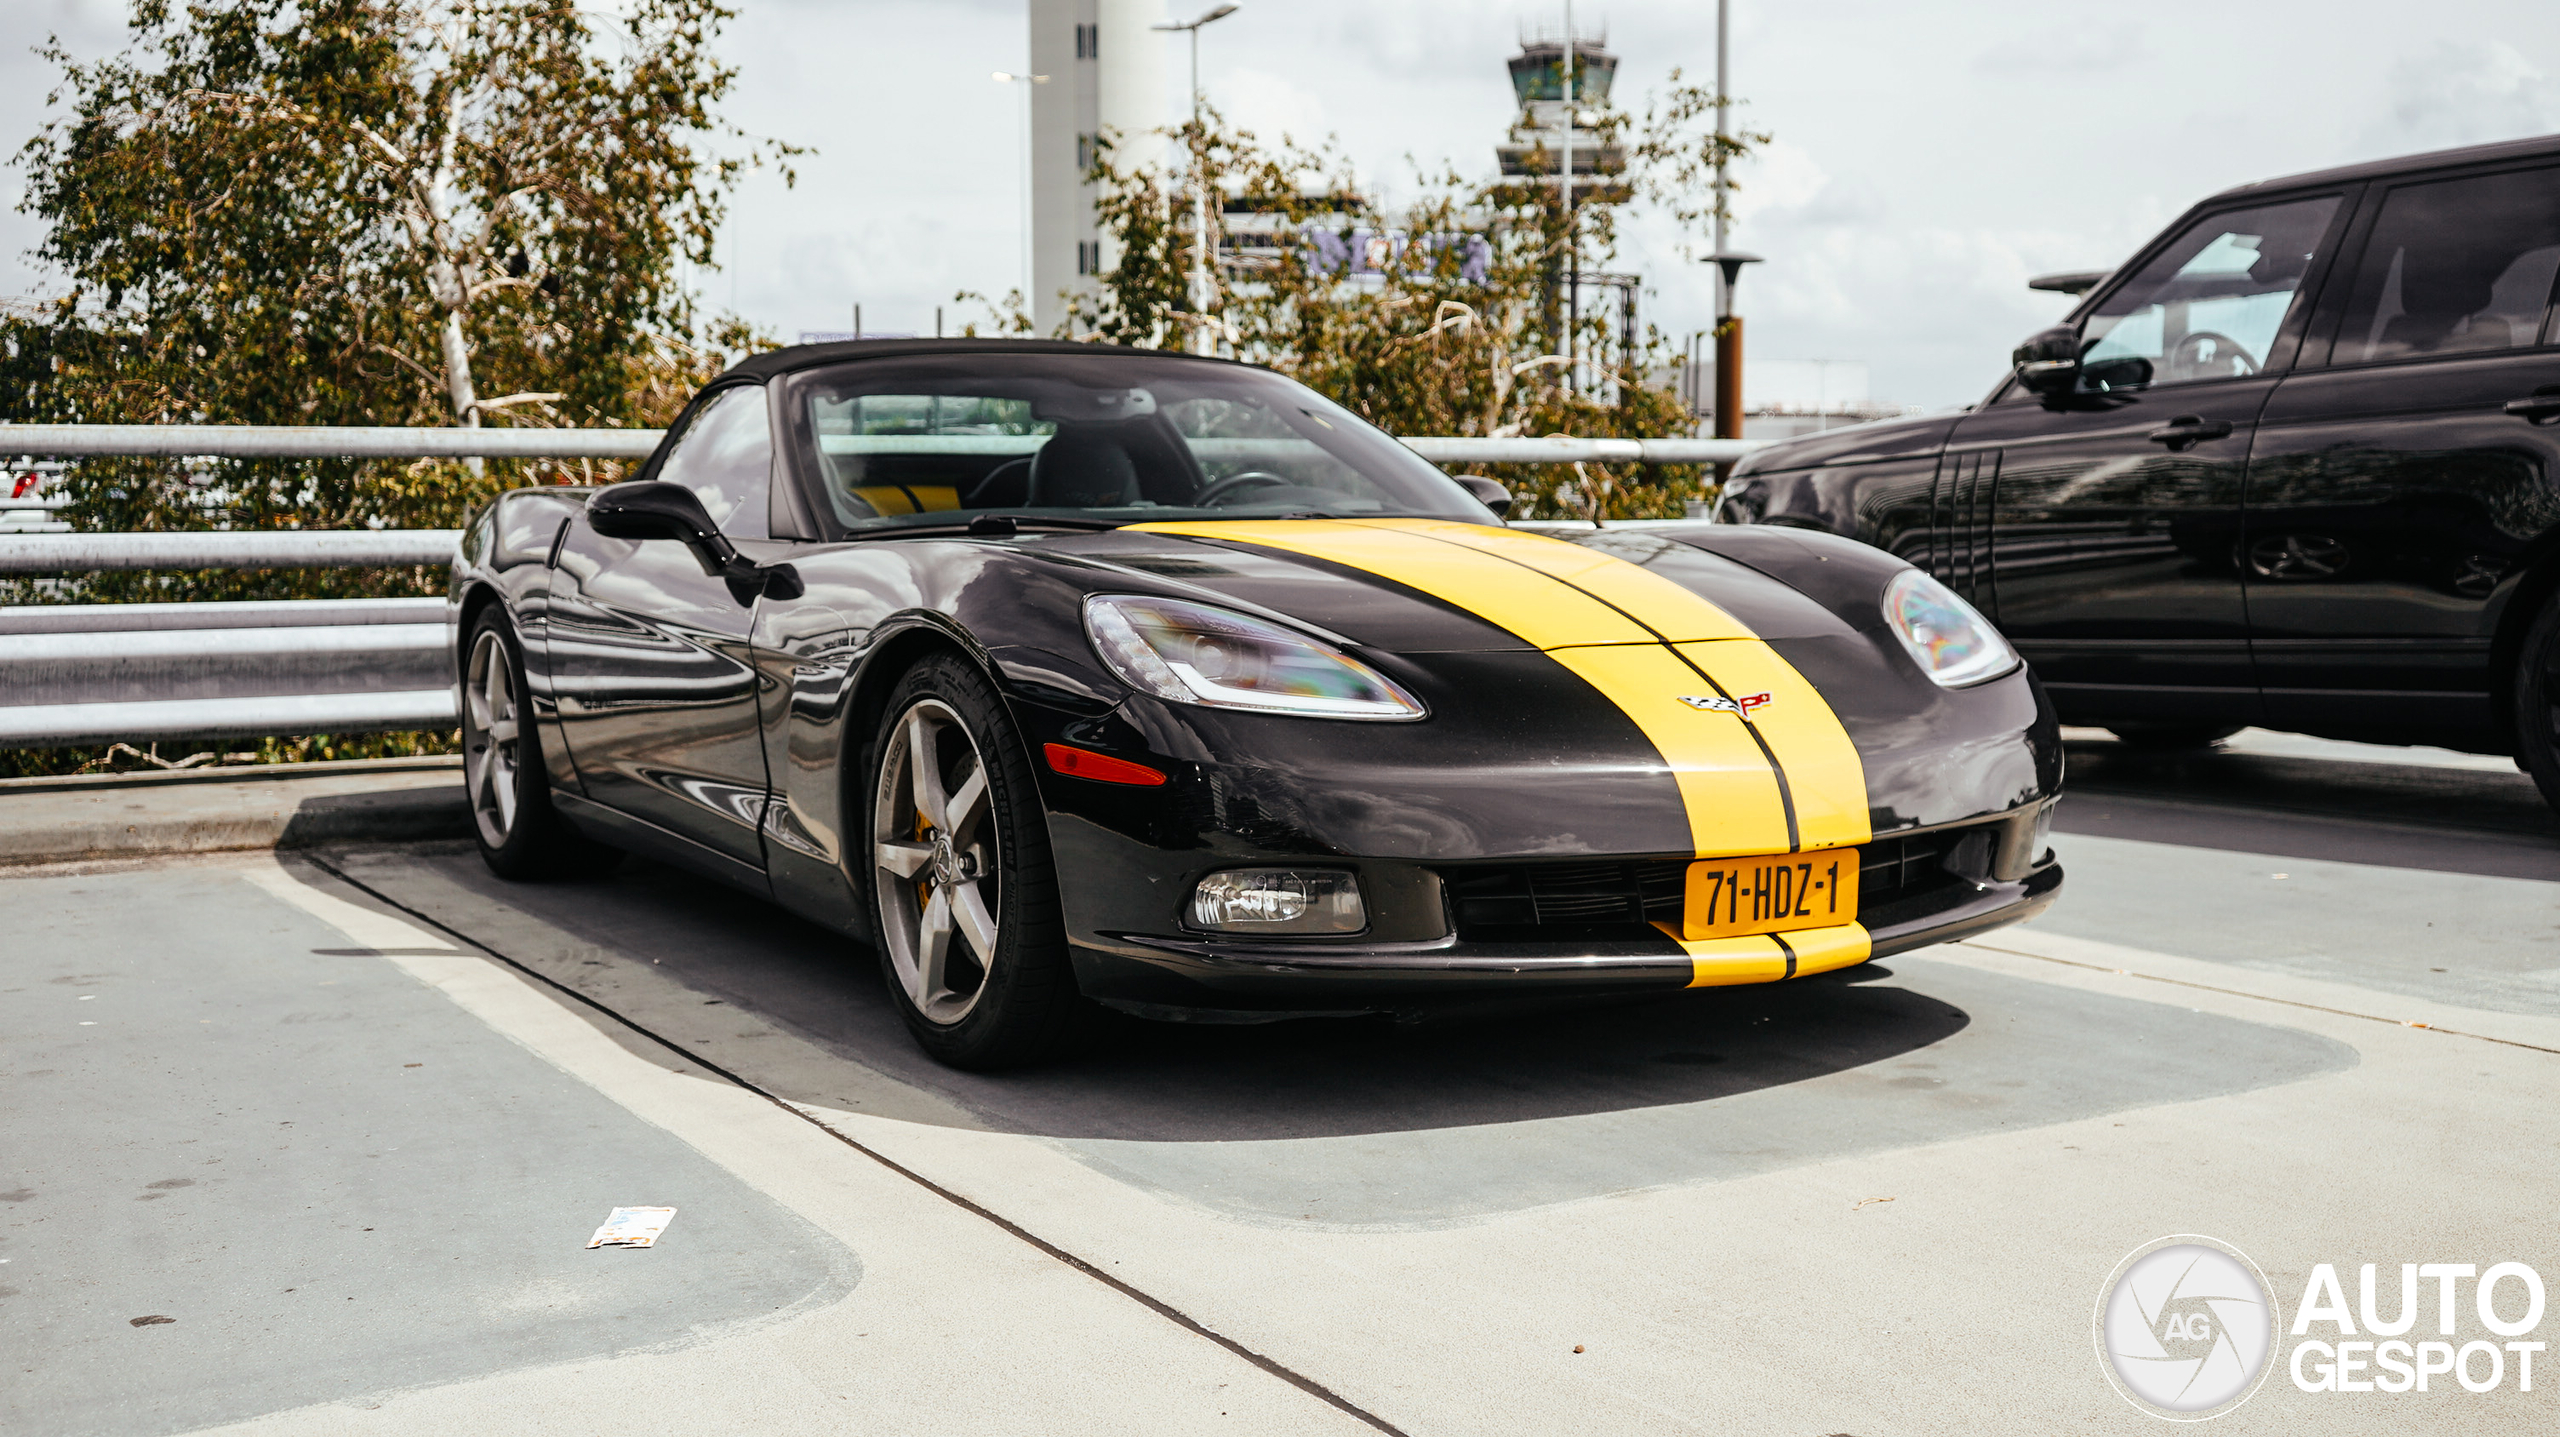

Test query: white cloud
[12,1,2560,410]
[2365,39,2560,153]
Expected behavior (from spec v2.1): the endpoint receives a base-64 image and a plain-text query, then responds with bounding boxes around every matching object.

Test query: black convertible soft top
[718,336,1261,384]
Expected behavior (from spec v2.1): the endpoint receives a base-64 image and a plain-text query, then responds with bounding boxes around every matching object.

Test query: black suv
[1718,134,2560,813]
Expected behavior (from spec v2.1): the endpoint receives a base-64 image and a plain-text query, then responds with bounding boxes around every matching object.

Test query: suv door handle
[2502,387,2560,422]
[2146,415,2235,447]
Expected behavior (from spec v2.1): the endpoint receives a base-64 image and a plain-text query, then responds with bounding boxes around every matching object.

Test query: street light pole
[992,71,1049,313]
[1154,5,1240,355]
[1560,0,1576,394]
[1709,0,1750,453]
[1713,0,1729,300]
[1712,250,1760,447]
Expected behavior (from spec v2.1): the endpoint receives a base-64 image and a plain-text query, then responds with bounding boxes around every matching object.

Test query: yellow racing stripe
[1654,921,1872,987]
[1671,641,1872,852]
[1779,922,1875,978]
[1339,518,1759,643]
[1131,519,1655,648]
[1544,643,1793,858]
[1132,516,1873,864]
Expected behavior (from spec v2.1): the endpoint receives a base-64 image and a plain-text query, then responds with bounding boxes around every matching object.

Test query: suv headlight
[1084,594,1427,720]
[1882,569,2020,688]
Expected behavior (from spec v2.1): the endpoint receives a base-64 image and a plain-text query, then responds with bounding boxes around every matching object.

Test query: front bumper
[1070,846,2063,1022]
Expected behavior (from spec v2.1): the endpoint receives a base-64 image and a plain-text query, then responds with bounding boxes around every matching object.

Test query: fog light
[1189,869,1366,935]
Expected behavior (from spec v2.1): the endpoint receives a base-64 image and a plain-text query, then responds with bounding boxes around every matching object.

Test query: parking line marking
[1957,939,2560,1056]
[293,852,1412,1437]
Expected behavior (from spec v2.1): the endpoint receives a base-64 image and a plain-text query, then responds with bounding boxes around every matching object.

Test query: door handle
[2502,389,2560,422]
[2146,416,2235,448]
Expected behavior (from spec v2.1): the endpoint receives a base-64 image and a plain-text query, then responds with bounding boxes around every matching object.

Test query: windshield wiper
[844,514,1129,540]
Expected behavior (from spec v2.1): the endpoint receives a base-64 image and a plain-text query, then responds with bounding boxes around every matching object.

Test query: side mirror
[589,481,741,573]
[587,481,800,602]
[2012,325,2082,396]
[1454,474,1513,517]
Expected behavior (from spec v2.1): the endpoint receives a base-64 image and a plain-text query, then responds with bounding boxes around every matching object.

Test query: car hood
[1048,518,1863,653]
[1730,410,1960,476]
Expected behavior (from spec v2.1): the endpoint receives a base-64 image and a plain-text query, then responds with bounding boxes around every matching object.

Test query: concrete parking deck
[3,733,2554,1435]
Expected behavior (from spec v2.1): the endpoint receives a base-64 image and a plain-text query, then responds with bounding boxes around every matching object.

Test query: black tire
[2104,722,2244,750]
[863,652,1089,1069]
[461,609,621,880]
[2515,594,2560,816]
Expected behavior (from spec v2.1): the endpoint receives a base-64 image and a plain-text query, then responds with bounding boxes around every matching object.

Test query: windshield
[775,350,1489,533]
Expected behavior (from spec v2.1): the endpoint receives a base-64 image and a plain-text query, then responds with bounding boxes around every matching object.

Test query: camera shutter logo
[2096,1236,2280,1419]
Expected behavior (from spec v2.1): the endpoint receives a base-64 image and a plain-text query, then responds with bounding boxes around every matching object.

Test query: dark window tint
[2333,167,2560,366]
[656,385,770,539]
[2076,197,2339,391]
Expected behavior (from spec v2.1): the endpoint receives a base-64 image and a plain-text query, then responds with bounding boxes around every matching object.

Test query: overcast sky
[10,0,2560,409]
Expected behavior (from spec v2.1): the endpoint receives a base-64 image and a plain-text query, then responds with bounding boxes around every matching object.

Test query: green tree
[6,0,789,513]
[1059,87,1763,521]
[1,0,786,773]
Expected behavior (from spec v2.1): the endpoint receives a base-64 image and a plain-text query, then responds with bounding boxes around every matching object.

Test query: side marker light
[1043,743,1168,786]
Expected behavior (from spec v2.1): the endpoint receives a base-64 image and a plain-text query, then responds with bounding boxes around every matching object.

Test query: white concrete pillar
[1028,0,1164,336]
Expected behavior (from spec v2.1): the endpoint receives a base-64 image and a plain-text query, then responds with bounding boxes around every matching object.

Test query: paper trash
[586,1206,677,1249]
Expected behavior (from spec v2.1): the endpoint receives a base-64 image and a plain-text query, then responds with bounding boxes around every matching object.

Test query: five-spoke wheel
[463,626,524,850]
[460,610,617,879]
[872,696,1003,1025]
[864,653,1084,1067]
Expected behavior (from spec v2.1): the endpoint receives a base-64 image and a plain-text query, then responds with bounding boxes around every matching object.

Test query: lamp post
[1153,4,1239,354]
[992,71,1049,312]
[1560,0,1576,392]
[1711,250,1761,446]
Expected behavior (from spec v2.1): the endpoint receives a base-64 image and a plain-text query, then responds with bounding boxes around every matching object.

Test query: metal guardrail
[0,423,1760,746]
[0,424,662,460]
[0,598,453,746]
[0,423,1763,465]
[0,530,462,574]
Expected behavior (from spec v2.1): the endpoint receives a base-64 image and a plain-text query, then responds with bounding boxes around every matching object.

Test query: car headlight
[1882,569,2021,688]
[1084,594,1426,720]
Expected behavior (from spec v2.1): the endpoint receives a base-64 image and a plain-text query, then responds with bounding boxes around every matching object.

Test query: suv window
[656,385,771,539]
[2076,196,2340,391]
[2330,166,2560,366]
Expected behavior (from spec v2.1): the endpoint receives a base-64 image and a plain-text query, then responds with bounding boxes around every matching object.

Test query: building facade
[1026,0,1168,335]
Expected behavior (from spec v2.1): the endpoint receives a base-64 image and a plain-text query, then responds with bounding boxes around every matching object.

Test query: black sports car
[448,340,2063,1068]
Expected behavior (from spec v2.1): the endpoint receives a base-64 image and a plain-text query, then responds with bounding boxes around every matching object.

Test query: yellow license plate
[1682,852,1859,941]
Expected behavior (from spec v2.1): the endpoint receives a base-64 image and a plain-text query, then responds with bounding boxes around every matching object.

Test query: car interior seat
[2381,263,2501,355]
[1027,424,1141,508]
[964,456,1034,507]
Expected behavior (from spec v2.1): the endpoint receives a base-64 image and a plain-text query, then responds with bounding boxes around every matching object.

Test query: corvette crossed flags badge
[1678,693,1774,717]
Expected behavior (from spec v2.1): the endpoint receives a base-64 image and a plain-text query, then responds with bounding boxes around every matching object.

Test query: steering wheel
[2169,330,2259,380]
[1192,471,1296,507]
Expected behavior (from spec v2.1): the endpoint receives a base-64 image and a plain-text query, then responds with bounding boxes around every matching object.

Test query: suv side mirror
[2012,325,2082,396]
[588,481,801,602]
[1454,474,1513,517]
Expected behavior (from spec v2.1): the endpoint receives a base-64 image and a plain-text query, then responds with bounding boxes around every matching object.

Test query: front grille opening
[1445,859,1686,941]
[1857,829,1976,907]
[1444,825,1997,943]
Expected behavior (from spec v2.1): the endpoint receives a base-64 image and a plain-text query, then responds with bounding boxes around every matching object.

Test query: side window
[2077,196,2341,391]
[656,386,771,539]
[2329,167,2560,366]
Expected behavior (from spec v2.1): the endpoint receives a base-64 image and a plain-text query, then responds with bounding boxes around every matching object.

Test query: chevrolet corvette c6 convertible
[448,340,2063,1067]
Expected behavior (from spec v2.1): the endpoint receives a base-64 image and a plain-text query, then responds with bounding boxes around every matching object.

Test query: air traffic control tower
[1026,0,1168,335]
[1496,32,1627,202]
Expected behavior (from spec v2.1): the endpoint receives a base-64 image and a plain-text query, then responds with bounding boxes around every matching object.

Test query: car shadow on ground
[304,842,2359,1226]
[329,845,1972,1143]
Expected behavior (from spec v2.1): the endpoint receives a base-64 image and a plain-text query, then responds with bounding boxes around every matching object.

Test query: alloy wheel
[872,697,1002,1025]
[462,628,522,849]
